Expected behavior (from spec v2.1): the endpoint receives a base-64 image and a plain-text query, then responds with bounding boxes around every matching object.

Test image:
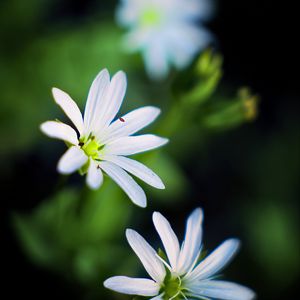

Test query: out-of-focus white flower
[116,0,214,79]
[40,69,168,207]
[104,208,255,300]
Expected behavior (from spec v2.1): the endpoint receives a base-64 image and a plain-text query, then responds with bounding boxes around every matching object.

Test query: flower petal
[103,276,160,297]
[52,88,84,134]
[104,134,168,156]
[186,239,240,281]
[86,159,103,190]
[177,208,203,275]
[57,146,88,174]
[40,121,78,145]
[188,280,255,300]
[126,229,166,283]
[103,155,165,189]
[83,69,110,134]
[99,161,146,207]
[152,212,180,270]
[95,71,127,136]
[100,106,161,143]
[143,39,170,80]
[150,294,164,300]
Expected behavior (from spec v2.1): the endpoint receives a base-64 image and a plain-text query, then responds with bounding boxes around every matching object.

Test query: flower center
[140,7,162,27]
[162,275,184,300]
[79,135,103,160]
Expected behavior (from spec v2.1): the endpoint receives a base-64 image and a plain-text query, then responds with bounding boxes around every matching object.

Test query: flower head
[40,69,168,207]
[116,0,214,79]
[104,208,255,300]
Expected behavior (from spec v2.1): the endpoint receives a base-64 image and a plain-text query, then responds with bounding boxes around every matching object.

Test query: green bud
[202,87,259,130]
[173,48,223,106]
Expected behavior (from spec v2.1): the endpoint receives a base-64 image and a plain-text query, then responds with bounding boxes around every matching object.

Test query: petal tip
[152,211,164,223]
[103,277,112,288]
[125,228,136,240]
[161,137,169,145]
[157,182,165,189]
[137,198,147,208]
[51,87,61,97]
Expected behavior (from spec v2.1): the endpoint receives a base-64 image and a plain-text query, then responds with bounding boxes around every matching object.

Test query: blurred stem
[52,174,68,194]
[159,103,185,137]
[76,184,93,217]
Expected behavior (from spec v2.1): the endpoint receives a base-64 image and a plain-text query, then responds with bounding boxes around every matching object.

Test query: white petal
[40,121,78,145]
[57,146,88,174]
[100,106,161,143]
[126,229,166,283]
[103,155,165,189]
[52,88,84,134]
[166,25,211,70]
[186,239,240,281]
[152,212,180,271]
[188,280,255,300]
[99,161,147,207]
[104,134,168,156]
[103,276,160,297]
[143,39,170,80]
[177,208,203,274]
[150,294,164,300]
[83,69,110,134]
[86,159,103,190]
[95,71,127,135]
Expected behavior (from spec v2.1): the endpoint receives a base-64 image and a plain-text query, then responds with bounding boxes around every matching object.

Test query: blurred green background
[1,0,299,299]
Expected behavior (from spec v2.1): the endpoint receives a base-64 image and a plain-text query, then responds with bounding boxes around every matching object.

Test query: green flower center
[162,275,184,300]
[79,135,103,160]
[140,7,162,26]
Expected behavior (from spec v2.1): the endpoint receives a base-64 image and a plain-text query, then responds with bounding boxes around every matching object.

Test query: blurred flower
[116,0,214,79]
[104,208,255,299]
[40,69,168,207]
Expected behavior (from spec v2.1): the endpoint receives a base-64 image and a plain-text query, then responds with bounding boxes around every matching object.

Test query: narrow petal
[126,229,166,283]
[100,106,161,143]
[99,161,147,207]
[188,280,255,300]
[150,294,164,300]
[177,208,204,275]
[186,239,240,281]
[57,146,88,174]
[52,88,84,134]
[103,276,160,297]
[86,159,103,190]
[83,69,110,134]
[104,134,169,156]
[143,40,170,80]
[103,155,165,189]
[40,121,78,145]
[152,212,180,270]
[95,71,127,135]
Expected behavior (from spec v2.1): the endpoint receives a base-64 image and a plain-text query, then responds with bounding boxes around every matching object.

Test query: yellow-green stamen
[79,135,103,160]
[140,7,162,26]
[162,275,185,300]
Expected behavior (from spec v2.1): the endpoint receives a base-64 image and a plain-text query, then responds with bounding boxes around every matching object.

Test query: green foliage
[201,87,259,131]
[162,50,258,140]
[0,20,136,156]
[245,203,300,287]
[13,182,134,287]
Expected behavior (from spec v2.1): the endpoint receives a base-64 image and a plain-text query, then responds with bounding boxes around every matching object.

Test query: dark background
[2,0,299,299]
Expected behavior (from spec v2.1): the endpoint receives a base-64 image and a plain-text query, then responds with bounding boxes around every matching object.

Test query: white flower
[116,0,214,79]
[104,208,255,300]
[40,69,168,207]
